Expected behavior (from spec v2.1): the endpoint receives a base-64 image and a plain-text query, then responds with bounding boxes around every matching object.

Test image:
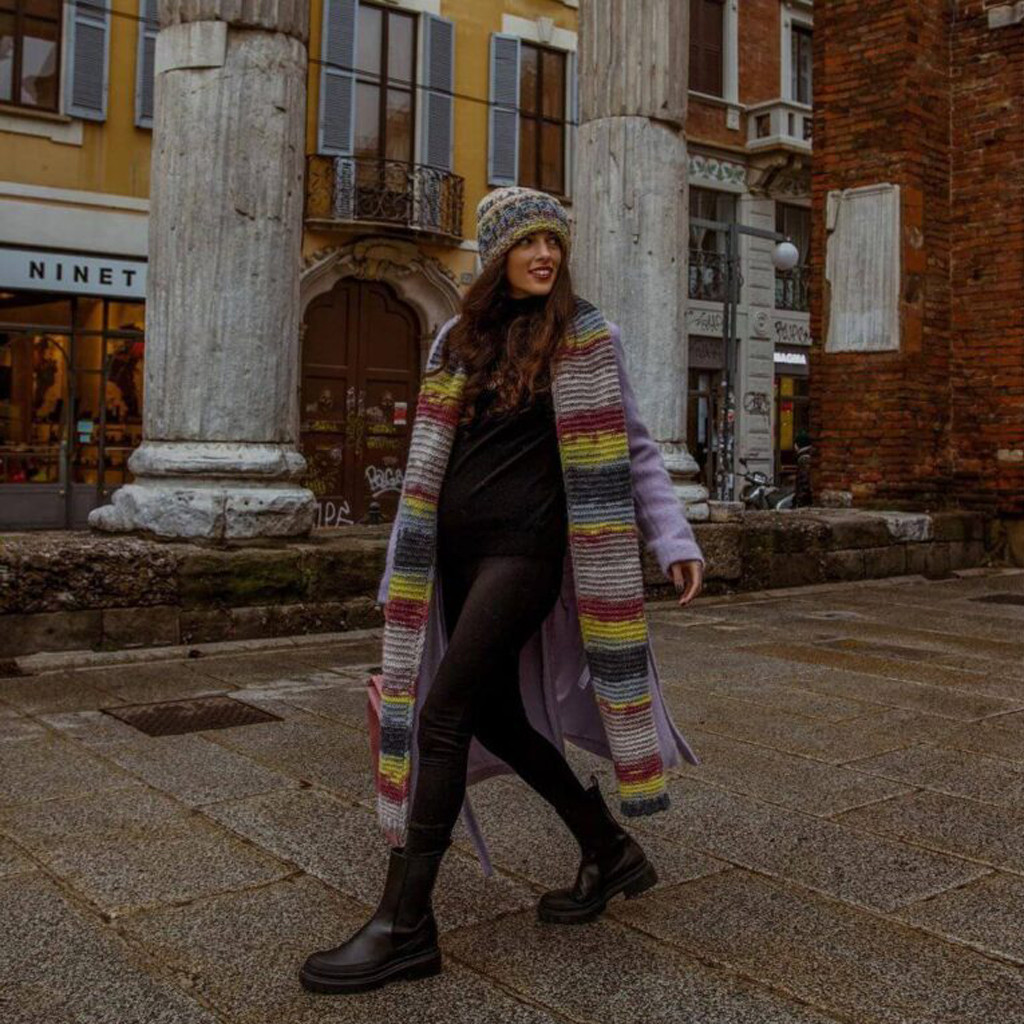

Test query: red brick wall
[810,0,953,509]
[949,2,1024,515]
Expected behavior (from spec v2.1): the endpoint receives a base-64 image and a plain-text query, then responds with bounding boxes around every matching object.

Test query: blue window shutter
[66,0,111,122]
[488,33,520,187]
[565,48,578,198]
[318,0,358,156]
[135,0,159,129]
[422,15,455,171]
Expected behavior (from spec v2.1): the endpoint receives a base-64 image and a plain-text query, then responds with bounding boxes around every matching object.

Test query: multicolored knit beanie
[476,186,572,268]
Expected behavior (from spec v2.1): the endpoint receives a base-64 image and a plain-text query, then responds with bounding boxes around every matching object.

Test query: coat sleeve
[376,314,461,606]
[609,321,705,575]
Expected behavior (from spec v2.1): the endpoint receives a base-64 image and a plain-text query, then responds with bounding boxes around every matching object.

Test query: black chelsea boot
[537,775,658,925]
[299,838,450,994]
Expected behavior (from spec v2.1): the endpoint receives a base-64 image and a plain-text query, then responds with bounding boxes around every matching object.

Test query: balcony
[688,249,731,303]
[305,156,464,242]
[775,267,811,312]
[746,100,813,155]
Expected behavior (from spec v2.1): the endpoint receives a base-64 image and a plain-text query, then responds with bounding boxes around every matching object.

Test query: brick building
[810,1,1023,553]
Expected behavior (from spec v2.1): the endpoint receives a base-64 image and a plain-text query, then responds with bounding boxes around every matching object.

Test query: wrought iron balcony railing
[688,249,733,303]
[775,267,811,312]
[305,156,464,240]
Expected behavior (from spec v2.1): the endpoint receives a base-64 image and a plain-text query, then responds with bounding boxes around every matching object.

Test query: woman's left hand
[669,560,704,606]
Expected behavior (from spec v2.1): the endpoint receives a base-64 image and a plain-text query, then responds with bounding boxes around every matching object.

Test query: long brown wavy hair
[442,245,577,425]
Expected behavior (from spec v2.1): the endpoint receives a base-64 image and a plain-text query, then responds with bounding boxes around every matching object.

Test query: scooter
[738,457,795,510]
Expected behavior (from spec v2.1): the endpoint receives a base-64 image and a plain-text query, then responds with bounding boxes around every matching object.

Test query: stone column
[89,0,316,540]
[573,0,709,520]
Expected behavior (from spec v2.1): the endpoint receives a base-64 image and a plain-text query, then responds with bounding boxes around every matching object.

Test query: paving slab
[895,871,1024,965]
[663,687,962,764]
[0,836,34,878]
[0,672,125,713]
[204,785,536,933]
[672,727,913,816]
[741,641,1024,705]
[203,709,376,803]
[448,774,731,892]
[0,783,291,916]
[105,733,299,807]
[932,718,1024,765]
[0,872,220,1023]
[632,777,989,912]
[0,735,136,806]
[444,907,846,1024]
[122,874,564,1024]
[613,868,1024,1024]
[834,789,1024,873]
[79,661,241,704]
[844,744,1024,811]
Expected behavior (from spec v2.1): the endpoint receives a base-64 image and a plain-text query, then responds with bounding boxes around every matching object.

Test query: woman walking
[300,187,705,995]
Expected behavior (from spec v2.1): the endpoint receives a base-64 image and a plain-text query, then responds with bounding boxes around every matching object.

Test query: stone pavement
[1,567,1023,1023]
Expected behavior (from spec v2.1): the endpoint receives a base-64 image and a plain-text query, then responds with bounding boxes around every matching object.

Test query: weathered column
[574,0,708,519]
[90,0,316,540]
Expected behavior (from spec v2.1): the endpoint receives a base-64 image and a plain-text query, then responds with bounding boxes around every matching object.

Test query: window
[354,4,417,167]
[0,0,62,112]
[488,33,577,195]
[775,203,810,312]
[791,24,812,105]
[689,0,724,97]
[689,186,737,302]
[518,42,566,195]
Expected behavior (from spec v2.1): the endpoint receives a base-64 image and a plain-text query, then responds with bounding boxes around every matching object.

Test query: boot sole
[299,949,442,994]
[536,859,658,925]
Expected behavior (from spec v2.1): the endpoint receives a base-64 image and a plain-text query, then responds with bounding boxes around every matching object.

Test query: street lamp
[689,219,801,502]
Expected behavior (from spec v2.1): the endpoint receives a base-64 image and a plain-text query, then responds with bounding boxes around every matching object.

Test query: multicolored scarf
[377,296,668,846]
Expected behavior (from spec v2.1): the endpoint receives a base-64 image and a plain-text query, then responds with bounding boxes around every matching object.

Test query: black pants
[404,549,594,856]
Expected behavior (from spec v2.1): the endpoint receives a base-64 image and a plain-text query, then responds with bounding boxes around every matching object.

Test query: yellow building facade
[0,0,579,529]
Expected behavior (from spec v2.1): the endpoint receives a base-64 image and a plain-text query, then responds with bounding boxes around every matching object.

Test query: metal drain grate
[971,594,1024,607]
[102,696,281,737]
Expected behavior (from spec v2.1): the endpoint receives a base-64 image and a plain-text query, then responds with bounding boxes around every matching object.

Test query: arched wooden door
[301,280,420,527]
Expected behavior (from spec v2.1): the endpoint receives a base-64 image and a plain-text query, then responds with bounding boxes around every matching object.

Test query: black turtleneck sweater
[436,298,568,562]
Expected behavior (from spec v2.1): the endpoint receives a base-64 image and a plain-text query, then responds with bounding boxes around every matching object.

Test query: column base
[88,441,317,541]
[658,441,711,522]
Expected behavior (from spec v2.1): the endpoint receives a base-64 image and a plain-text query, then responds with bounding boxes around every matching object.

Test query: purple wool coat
[375,318,704,876]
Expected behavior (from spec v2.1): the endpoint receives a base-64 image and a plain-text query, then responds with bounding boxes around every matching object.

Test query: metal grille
[103,696,281,737]
[971,594,1024,607]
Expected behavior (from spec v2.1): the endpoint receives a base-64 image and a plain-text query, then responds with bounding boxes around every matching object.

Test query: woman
[300,187,704,995]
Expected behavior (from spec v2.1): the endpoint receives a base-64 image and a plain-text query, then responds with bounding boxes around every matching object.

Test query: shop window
[774,373,810,479]
[0,0,62,111]
[0,293,145,529]
[689,0,724,97]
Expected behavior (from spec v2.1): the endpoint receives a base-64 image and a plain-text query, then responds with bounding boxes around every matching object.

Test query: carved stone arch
[300,237,463,364]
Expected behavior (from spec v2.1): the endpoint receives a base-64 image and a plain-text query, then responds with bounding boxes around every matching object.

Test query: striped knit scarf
[377,296,669,846]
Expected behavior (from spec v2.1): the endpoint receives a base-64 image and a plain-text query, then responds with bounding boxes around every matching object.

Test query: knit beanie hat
[476,186,571,269]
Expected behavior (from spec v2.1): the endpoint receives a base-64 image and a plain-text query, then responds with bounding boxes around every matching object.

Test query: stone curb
[9,627,384,677]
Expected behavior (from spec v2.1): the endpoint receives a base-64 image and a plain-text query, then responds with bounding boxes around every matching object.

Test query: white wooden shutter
[565,48,578,198]
[66,0,111,122]
[135,0,159,129]
[422,15,455,171]
[318,0,358,157]
[488,33,520,187]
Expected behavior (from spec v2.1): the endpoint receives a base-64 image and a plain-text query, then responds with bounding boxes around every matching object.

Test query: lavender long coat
[375,318,704,876]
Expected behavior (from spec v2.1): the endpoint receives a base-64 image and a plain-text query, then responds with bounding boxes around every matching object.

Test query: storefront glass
[0,291,145,528]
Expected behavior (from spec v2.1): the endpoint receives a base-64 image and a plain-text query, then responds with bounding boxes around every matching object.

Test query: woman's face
[504,230,563,299]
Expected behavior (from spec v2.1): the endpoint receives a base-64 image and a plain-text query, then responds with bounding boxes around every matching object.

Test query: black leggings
[404,550,593,856]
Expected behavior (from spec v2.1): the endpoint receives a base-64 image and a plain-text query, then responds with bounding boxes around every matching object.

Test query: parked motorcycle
[738,457,795,510]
